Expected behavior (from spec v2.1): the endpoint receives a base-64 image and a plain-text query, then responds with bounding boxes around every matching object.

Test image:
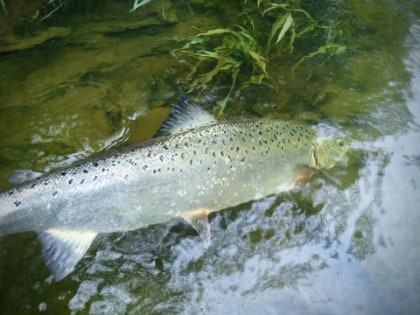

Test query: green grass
[172,0,350,115]
[172,26,269,115]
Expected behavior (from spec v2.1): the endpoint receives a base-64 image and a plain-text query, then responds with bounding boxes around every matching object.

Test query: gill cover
[311,137,350,170]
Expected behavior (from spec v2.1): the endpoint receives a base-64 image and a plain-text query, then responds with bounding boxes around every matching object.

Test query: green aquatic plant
[172,26,268,115]
[261,1,317,55]
[1,0,7,14]
[173,0,349,114]
[293,43,347,73]
[131,0,153,12]
[41,0,70,21]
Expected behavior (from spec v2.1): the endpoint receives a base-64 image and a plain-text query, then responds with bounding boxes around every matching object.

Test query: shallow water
[1,1,420,314]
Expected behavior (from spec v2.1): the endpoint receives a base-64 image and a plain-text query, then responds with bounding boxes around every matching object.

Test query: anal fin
[182,209,211,247]
[38,229,97,281]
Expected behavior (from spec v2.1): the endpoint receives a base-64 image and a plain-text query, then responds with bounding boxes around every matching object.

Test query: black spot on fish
[147,151,152,158]
[163,145,169,150]
[240,157,246,162]
[43,181,48,186]
[8,190,14,196]
[61,172,67,177]
[14,201,21,207]
[93,176,98,181]
[52,191,58,197]
[212,152,216,158]
[258,131,263,135]
[143,165,148,170]
[102,168,106,172]
[181,153,185,159]
[31,183,36,189]
[189,159,193,166]
[80,179,85,184]
[83,169,88,174]
[220,151,224,157]
[193,150,197,155]
[69,179,73,185]
[159,155,164,162]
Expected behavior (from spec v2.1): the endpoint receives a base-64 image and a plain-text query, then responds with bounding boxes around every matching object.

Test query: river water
[0,1,419,314]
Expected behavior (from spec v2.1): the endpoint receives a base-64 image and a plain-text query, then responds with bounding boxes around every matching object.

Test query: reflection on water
[1,1,420,314]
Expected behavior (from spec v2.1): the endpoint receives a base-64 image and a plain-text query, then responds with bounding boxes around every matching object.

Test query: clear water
[0,1,419,314]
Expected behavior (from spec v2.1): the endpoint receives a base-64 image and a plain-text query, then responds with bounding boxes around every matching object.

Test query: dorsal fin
[38,229,97,281]
[155,96,217,137]
[9,169,43,185]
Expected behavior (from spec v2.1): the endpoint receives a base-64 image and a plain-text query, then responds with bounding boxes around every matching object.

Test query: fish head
[311,136,350,170]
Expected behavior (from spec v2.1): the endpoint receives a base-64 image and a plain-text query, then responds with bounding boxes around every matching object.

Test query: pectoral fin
[293,167,318,188]
[182,209,211,247]
[38,229,97,281]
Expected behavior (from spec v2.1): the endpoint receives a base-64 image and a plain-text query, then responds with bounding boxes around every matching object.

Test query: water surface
[0,1,419,314]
